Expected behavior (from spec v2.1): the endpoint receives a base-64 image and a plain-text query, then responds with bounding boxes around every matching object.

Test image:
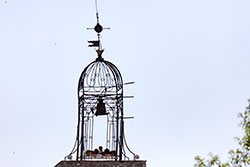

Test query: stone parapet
[55,160,146,167]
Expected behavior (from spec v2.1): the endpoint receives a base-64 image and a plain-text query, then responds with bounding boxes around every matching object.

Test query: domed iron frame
[73,55,125,161]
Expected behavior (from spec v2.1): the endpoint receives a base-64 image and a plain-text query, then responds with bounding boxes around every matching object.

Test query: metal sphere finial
[94,23,103,33]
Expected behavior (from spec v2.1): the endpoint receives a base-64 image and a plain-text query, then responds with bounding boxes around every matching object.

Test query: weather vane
[87,0,110,61]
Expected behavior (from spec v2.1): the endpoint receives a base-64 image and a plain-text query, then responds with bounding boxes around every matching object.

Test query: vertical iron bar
[115,98,119,161]
[91,115,94,151]
[106,115,109,149]
[119,100,124,161]
[80,107,84,160]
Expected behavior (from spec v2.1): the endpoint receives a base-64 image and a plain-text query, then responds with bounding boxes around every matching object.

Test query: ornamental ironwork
[65,0,137,161]
[75,51,124,161]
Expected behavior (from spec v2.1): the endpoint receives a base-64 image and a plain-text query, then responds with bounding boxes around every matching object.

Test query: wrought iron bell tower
[65,2,135,161]
[76,48,124,161]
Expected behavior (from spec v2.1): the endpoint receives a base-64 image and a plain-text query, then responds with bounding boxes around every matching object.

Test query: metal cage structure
[64,4,137,161]
[71,52,125,161]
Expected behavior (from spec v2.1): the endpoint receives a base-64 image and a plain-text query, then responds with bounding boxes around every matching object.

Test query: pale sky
[0,0,250,167]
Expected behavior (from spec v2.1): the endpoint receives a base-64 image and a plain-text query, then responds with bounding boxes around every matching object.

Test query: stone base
[55,160,146,167]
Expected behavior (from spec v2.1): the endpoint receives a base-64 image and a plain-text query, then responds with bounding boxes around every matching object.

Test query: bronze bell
[95,98,109,116]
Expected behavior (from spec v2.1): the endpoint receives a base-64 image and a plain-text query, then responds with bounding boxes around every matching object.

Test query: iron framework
[67,54,125,161]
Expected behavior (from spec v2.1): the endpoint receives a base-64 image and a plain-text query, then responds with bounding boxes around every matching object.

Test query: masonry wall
[55,161,146,167]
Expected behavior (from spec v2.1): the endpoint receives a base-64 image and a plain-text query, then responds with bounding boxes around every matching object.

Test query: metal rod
[80,109,84,160]
[124,82,135,85]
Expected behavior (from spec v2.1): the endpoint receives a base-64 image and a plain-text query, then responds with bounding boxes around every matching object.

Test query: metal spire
[87,0,110,61]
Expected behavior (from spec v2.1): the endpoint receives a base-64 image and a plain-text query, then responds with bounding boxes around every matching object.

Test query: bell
[95,98,109,116]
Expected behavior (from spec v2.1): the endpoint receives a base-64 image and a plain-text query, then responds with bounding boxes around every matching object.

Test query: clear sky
[0,0,250,167]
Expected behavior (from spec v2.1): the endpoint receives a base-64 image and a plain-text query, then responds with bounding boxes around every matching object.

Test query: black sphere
[94,23,103,33]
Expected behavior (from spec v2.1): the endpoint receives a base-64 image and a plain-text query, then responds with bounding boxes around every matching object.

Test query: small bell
[95,98,109,116]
